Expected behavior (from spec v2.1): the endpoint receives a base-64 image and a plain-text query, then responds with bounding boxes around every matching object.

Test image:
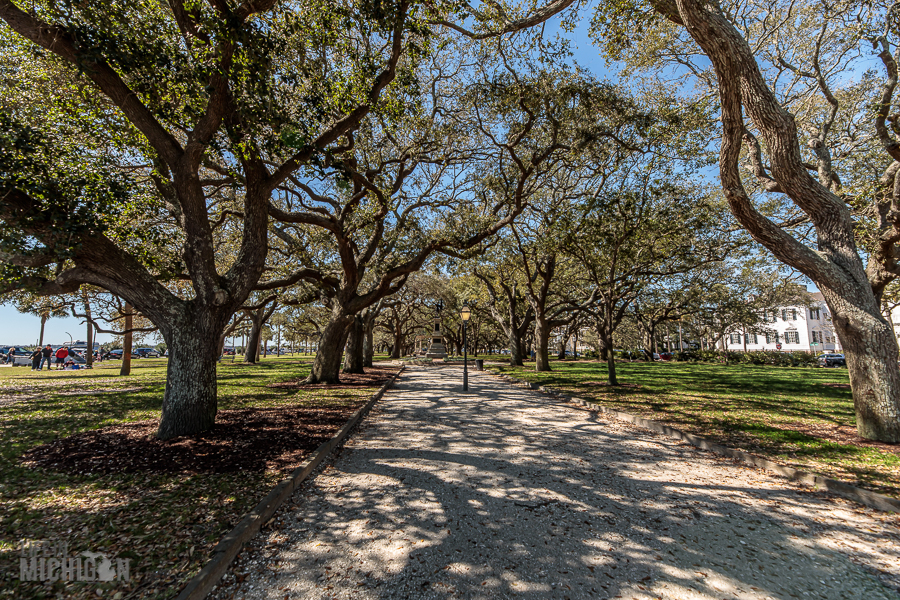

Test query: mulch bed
[269,367,396,390]
[22,368,397,476]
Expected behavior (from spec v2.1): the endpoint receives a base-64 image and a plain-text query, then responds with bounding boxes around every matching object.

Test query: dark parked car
[818,353,846,367]
[134,347,161,358]
[103,349,141,360]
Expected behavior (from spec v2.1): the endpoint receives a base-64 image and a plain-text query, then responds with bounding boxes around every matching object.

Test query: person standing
[40,344,53,370]
[54,346,69,370]
[30,348,43,371]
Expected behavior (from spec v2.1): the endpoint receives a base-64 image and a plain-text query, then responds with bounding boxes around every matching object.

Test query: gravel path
[210,365,900,600]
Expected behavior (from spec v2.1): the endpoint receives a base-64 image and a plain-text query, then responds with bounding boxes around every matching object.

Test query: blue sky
[0,304,118,347]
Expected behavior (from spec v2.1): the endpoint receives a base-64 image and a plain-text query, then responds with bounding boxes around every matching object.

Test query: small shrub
[793,352,818,367]
[696,349,722,363]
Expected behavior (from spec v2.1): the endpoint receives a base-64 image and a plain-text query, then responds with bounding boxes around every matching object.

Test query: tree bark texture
[243,301,276,364]
[534,314,552,372]
[244,322,261,364]
[343,314,365,374]
[308,310,353,384]
[363,309,377,367]
[391,331,403,359]
[157,319,221,440]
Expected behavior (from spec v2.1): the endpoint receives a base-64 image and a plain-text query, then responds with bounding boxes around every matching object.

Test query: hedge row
[583,349,824,367]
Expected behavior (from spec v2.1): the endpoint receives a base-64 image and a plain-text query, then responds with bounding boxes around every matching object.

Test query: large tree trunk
[38,314,47,347]
[244,320,261,364]
[391,330,403,359]
[597,330,609,362]
[307,310,353,384]
[120,302,133,376]
[661,0,900,440]
[508,328,524,366]
[642,324,656,361]
[824,290,900,440]
[363,306,378,367]
[534,315,552,372]
[157,320,220,440]
[343,314,365,374]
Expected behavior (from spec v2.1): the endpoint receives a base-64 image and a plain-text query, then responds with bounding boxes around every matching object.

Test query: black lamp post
[460,302,471,391]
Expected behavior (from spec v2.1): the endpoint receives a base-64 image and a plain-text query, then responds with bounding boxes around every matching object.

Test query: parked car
[818,353,846,367]
[134,347,160,358]
[2,347,34,366]
[102,349,141,360]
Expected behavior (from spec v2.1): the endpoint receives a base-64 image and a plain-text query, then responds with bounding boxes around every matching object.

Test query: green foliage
[674,349,820,367]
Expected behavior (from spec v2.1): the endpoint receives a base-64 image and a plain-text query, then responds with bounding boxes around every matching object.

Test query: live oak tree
[593,0,900,440]
[263,50,592,383]
[0,0,429,437]
[568,164,733,385]
[474,264,535,366]
[376,274,439,358]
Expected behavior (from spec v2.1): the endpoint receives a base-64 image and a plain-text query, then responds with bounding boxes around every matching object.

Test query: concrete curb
[173,366,404,600]
[490,371,900,513]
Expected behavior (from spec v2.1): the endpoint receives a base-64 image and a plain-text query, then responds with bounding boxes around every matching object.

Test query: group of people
[29,345,82,371]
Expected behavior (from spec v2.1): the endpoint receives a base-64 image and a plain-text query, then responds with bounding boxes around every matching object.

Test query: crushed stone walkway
[210,365,900,600]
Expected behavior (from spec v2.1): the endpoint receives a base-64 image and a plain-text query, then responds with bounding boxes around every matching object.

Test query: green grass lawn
[488,359,900,500]
[0,354,392,599]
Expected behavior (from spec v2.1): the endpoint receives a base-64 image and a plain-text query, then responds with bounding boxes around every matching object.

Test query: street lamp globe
[460,304,471,321]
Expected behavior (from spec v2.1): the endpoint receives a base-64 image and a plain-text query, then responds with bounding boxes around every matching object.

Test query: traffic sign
[776,343,782,350]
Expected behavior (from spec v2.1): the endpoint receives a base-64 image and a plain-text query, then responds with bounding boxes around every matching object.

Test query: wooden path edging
[174,366,404,600]
[491,371,900,513]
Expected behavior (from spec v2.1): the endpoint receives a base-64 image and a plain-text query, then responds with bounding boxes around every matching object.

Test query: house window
[747,333,758,344]
[730,333,741,344]
[765,332,779,344]
[810,308,820,320]
[782,309,797,321]
[811,331,820,343]
[785,331,800,344]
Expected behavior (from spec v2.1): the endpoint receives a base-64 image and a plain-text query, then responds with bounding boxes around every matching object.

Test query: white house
[725,292,841,353]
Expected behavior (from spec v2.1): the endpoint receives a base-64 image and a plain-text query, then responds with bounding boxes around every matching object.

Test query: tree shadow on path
[216,366,900,600]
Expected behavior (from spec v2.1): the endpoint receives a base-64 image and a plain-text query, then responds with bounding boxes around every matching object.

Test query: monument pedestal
[425,322,447,359]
